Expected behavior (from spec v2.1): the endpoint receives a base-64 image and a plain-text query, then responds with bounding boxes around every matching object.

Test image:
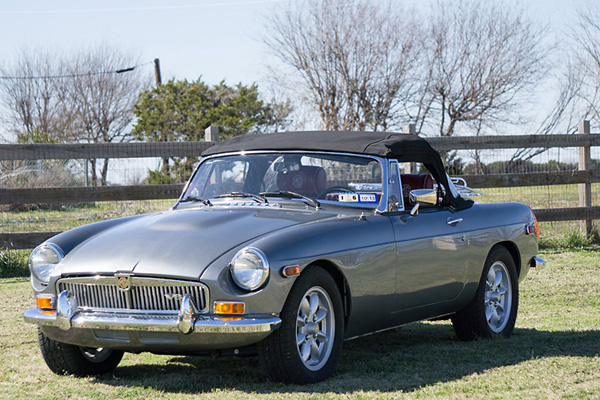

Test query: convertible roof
[202,131,473,211]
[202,130,438,161]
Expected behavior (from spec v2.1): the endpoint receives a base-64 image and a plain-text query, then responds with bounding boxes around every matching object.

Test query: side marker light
[282,265,300,277]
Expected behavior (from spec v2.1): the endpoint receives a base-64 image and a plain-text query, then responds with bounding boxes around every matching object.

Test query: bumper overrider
[23,290,281,351]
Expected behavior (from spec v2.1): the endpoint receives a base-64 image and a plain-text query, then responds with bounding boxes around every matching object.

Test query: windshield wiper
[260,191,320,209]
[214,192,268,204]
[178,196,212,206]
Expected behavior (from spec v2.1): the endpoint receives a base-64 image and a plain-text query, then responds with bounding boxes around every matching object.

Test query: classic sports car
[24,131,545,384]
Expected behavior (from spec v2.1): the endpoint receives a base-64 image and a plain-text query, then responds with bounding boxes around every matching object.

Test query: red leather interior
[277,166,327,197]
[400,174,434,206]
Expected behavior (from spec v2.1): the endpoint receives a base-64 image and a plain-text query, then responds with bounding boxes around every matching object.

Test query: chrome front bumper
[23,290,281,351]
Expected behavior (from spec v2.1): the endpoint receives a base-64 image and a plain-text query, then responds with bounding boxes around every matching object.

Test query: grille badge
[115,273,131,291]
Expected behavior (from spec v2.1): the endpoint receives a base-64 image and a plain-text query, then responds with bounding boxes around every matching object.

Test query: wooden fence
[1,124,599,249]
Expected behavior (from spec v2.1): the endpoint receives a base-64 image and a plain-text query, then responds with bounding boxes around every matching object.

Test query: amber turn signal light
[214,301,245,314]
[36,295,54,310]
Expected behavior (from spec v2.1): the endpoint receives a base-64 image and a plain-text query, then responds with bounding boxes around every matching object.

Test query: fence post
[84,159,89,187]
[403,123,417,173]
[204,126,219,142]
[578,120,592,236]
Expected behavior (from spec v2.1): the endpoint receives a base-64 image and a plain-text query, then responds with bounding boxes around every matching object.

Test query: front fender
[200,213,396,321]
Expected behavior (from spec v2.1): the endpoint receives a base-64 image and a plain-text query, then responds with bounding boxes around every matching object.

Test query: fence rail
[1,128,597,249]
[1,134,599,161]
[0,141,214,161]
[0,184,184,204]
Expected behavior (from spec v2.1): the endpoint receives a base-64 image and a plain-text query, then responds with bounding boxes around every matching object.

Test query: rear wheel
[258,266,344,384]
[452,246,519,341]
[38,328,124,376]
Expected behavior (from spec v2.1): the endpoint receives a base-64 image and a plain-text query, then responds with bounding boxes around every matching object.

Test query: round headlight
[29,243,63,284]
[229,247,269,291]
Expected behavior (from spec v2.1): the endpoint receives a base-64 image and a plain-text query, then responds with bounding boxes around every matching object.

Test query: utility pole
[154,58,162,87]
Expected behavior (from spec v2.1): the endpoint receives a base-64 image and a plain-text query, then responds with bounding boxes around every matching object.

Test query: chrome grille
[57,277,208,313]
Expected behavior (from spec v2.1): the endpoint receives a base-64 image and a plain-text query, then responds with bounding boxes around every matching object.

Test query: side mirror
[409,189,437,216]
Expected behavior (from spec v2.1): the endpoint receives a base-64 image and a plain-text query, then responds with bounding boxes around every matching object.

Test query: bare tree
[0,45,150,186]
[509,2,600,166]
[264,0,547,138]
[0,49,78,142]
[554,3,600,130]
[409,0,548,138]
[68,45,150,185]
[264,0,422,131]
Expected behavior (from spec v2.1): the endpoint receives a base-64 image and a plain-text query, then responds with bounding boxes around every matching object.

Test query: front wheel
[38,328,124,376]
[451,246,519,341]
[258,266,344,384]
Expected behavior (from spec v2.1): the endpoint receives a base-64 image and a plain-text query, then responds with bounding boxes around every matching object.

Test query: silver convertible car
[24,131,544,384]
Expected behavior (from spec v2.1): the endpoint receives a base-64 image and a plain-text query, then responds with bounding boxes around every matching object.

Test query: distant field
[477,182,600,209]
[1,250,598,399]
[0,199,173,233]
[477,184,600,243]
[1,183,596,246]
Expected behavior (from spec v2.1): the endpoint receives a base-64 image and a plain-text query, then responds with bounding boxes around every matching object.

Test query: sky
[0,0,284,88]
[0,0,589,144]
[0,0,587,181]
[0,0,580,89]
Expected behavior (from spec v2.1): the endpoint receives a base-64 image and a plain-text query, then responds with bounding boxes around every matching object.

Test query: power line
[0,1,281,15]
[0,60,154,80]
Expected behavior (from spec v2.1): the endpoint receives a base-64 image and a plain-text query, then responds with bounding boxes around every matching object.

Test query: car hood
[59,206,334,280]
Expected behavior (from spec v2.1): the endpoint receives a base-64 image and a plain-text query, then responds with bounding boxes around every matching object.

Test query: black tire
[451,246,519,341]
[258,266,344,384]
[38,328,124,376]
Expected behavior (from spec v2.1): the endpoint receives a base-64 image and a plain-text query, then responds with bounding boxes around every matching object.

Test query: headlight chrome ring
[229,247,269,291]
[29,243,64,285]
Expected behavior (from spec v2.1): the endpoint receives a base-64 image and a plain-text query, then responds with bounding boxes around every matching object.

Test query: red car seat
[400,174,434,206]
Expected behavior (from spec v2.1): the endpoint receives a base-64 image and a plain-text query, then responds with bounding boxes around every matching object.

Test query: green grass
[476,183,600,210]
[0,200,173,233]
[1,250,598,399]
[474,184,600,246]
[0,249,28,278]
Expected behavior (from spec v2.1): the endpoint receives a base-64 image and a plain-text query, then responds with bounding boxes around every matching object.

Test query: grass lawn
[0,250,598,399]
[0,200,173,233]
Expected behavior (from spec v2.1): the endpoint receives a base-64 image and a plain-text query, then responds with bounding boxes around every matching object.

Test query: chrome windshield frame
[175,150,390,213]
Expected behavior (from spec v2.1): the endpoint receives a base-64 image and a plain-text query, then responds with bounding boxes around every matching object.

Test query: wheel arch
[491,241,521,277]
[302,259,351,328]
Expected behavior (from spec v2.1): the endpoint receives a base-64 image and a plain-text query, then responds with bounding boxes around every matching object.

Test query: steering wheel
[317,186,354,199]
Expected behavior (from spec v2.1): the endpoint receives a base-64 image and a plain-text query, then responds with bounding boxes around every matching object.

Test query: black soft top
[202,131,473,210]
[202,130,437,160]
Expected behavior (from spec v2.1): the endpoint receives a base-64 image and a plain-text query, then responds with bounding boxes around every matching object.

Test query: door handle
[446,218,463,226]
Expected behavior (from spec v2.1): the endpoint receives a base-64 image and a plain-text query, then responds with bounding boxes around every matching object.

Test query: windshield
[182,152,384,208]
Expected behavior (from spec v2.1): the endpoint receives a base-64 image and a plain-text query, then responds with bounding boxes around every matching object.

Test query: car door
[387,161,471,313]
